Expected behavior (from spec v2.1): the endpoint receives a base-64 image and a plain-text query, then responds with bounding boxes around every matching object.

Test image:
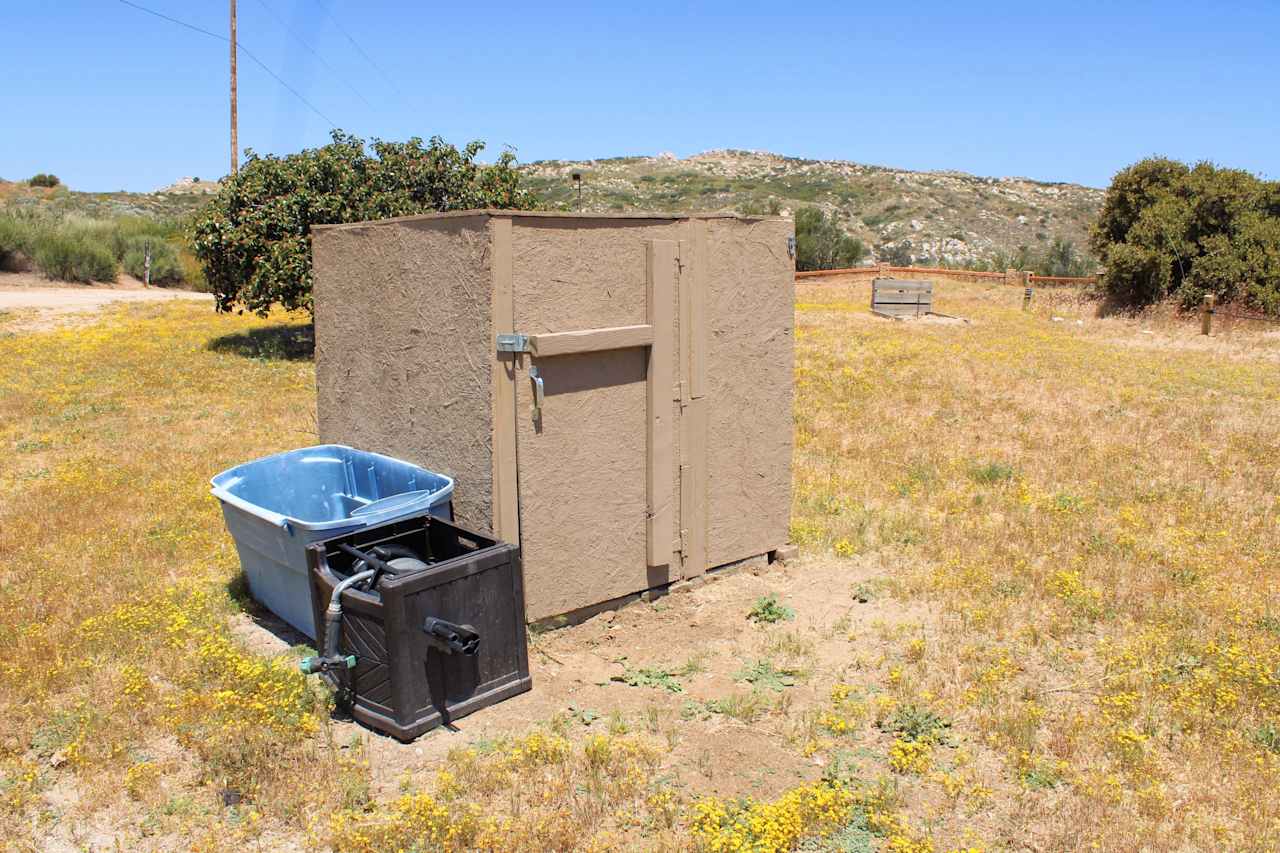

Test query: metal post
[1023,286,1032,311]
[1201,294,1215,335]
[230,0,238,176]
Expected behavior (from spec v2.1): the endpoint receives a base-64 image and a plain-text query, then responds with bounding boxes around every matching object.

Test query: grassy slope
[519,151,1104,266]
[6,149,1103,271]
[0,180,211,222]
[1,287,1278,851]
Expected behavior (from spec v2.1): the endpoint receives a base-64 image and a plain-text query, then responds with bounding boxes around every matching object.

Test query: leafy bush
[795,206,866,271]
[191,131,535,315]
[122,237,184,285]
[1091,157,1280,312]
[28,173,60,188]
[33,231,117,283]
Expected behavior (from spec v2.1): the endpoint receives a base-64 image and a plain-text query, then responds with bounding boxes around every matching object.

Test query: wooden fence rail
[796,264,1098,287]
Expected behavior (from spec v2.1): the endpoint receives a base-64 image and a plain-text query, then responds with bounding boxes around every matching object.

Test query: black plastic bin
[306,513,531,741]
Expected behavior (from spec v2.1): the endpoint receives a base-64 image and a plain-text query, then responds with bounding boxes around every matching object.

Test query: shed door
[506,239,679,621]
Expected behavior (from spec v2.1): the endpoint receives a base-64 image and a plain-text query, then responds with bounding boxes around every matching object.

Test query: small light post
[571,172,582,210]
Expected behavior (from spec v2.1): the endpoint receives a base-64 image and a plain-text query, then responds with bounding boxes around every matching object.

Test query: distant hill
[519,150,1104,266]
[0,178,213,221]
[4,151,1106,267]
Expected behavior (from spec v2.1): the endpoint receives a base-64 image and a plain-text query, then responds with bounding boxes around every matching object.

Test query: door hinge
[496,333,531,353]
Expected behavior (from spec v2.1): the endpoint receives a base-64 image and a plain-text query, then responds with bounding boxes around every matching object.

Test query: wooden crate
[872,278,933,318]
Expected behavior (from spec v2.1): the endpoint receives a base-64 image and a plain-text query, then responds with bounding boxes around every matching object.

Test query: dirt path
[0,271,211,327]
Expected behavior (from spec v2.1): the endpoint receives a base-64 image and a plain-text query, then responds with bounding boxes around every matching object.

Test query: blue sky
[2,1,1277,191]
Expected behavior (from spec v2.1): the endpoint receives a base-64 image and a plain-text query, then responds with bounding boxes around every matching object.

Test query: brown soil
[233,551,936,804]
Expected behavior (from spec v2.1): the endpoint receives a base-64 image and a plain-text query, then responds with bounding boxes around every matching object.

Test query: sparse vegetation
[0,210,192,284]
[611,665,685,693]
[520,150,1102,267]
[967,460,1016,485]
[4,278,1279,850]
[734,658,799,691]
[748,593,795,624]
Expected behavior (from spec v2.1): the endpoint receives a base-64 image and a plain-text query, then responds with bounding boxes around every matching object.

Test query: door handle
[529,366,544,422]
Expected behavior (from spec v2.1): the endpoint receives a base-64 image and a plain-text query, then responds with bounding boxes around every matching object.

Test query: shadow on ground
[209,323,314,360]
[227,570,315,652]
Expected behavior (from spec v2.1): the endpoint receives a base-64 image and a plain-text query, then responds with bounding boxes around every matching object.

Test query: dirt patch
[227,551,938,807]
[0,271,211,330]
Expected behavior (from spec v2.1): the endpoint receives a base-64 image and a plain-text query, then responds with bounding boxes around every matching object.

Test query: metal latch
[496,333,531,353]
[529,366,544,422]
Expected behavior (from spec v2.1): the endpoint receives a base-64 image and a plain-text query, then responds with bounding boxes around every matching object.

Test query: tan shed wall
[313,215,496,530]
[703,217,794,570]
[312,210,793,624]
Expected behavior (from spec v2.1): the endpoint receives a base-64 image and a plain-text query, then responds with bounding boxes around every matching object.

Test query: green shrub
[28,173,60,188]
[122,237,183,285]
[1091,157,1280,313]
[795,206,865,271]
[33,232,117,283]
[0,214,40,268]
[191,130,534,315]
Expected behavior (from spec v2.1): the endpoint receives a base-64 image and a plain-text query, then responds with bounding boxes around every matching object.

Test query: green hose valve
[300,654,357,675]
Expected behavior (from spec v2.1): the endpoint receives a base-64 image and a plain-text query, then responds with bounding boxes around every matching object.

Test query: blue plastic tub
[211,444,454,638]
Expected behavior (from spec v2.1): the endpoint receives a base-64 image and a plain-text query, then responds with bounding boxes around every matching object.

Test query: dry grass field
[0,279,1277,852]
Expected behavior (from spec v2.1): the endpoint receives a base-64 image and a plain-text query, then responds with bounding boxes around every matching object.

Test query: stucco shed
[312,210,794,622]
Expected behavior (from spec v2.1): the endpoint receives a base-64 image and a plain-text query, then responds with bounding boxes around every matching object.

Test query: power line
[312,0,403,96]
[254,0,376,111]
[118,0,224,39]
[116,0,339,129]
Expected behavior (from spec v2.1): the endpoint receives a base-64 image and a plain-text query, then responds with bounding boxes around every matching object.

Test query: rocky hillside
[0,179,213,221]
[519,150,1104,267]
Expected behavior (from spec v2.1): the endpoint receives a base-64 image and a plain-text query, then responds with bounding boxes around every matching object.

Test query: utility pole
[230,0,238,176]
